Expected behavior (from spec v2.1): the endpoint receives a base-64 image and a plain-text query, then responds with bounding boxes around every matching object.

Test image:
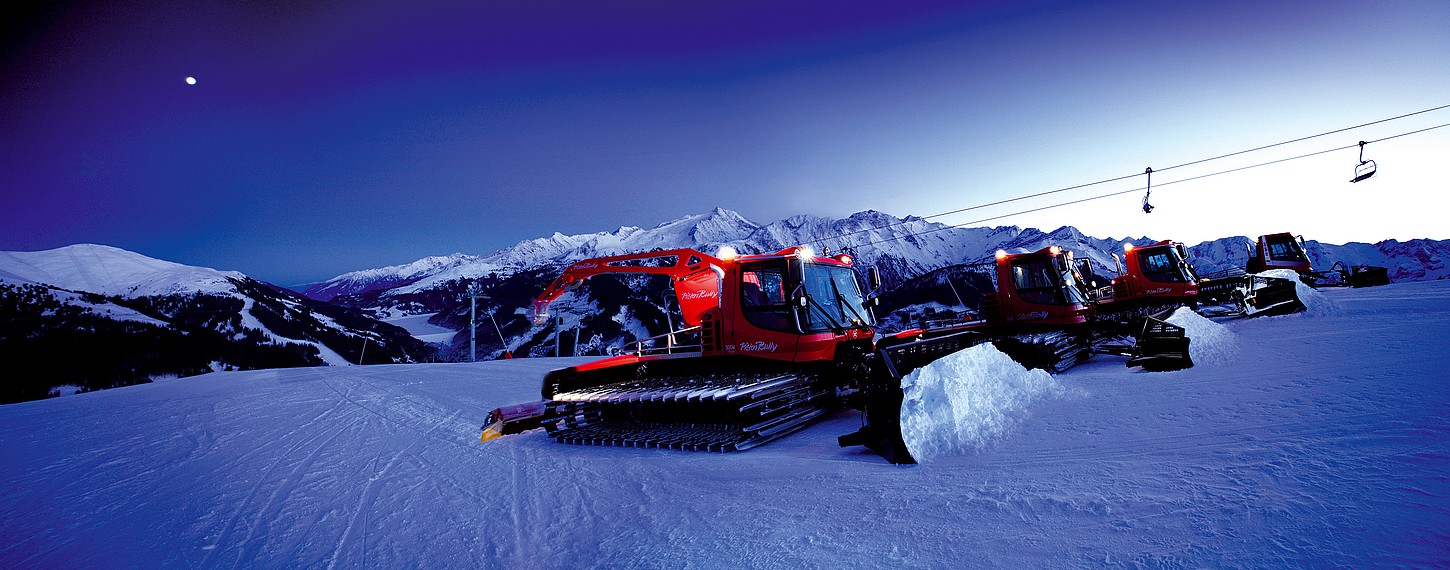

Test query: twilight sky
[3,0,1447,285]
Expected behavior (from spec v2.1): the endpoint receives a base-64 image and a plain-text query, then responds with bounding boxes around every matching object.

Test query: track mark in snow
[228,413,364,569]
[199,393,355,568]
[325,410,459,570]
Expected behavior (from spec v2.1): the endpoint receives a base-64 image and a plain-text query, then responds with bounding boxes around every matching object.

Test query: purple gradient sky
[4,0,1448,285]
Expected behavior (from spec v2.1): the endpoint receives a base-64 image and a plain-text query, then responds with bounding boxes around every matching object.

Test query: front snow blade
[1126,316,1192,372]
[480,401,554,443]
[1237,274,1304,317]
[839,330,992,464]
[1346,265,1390,288]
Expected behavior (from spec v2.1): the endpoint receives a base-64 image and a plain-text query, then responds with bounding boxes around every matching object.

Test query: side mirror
[867,267,882,290]
[1176,244,1188,260]
[1111,252,1122,274]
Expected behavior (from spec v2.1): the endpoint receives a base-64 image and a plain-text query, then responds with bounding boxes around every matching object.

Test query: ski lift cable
[811,103,1450,247]
[1150,103,1450,172]
[841,122,1450,250]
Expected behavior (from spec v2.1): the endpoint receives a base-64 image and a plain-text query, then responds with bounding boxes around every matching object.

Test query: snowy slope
[4,281,1447,568]
[0,246,433,401]
[0,243,244,297]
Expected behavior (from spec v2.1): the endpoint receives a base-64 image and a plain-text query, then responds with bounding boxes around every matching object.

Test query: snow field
[899,343,1065,462]
[383,313,459,345]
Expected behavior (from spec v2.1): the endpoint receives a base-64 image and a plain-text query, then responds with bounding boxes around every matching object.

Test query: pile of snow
[1166,306,1238,366]
[899,343,1064,462]
[1260,269,1342,316]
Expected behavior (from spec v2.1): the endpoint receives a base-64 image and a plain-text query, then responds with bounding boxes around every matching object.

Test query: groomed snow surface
[3,281,1449,568]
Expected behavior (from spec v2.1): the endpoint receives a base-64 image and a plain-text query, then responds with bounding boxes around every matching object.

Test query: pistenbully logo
[736,341,779,353]
[679,290,718,300]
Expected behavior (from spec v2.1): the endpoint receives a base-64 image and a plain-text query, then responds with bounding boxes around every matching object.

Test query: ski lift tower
[466,283,486,362]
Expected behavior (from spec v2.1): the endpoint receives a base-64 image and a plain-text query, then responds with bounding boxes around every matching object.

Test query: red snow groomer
[481,246,941,454]
[1198,232,1323,317]
[1248,232,1313,275]
[1245,231,1390,288]
[1106,241,1200,309]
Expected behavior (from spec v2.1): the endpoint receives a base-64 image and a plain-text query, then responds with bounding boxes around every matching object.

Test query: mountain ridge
[294,208,1449,362]
[305,208,1450,319]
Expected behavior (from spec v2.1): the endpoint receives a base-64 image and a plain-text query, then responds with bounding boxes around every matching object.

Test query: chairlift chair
[1351,141,1376,183]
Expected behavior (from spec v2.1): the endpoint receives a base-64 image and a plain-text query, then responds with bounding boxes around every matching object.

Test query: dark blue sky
[4,0,1447,285]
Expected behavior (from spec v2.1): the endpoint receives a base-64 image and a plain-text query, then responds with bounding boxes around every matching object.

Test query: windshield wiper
[830,279,869,327]
[804,294,844,332]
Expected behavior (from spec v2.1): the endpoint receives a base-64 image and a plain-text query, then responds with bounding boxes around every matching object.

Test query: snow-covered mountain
[0,243,244,297]
[1304,238,1450,281]
[301,253,483,302]
[309,208,1042,315]
[0,245,431,403]
[305,208,763,308]
[307,208,1169,316]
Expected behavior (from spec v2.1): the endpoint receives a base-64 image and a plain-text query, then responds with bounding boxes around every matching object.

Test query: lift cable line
[811,103,1450,248]
[837,122,1450,252]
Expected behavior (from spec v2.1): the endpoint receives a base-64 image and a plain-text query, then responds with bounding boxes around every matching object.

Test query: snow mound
[1166,306,1238,366]
[1260,269,1342,316]
[900,343,1064,462]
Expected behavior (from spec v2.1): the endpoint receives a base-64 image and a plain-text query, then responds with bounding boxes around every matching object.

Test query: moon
[185,76,196,85]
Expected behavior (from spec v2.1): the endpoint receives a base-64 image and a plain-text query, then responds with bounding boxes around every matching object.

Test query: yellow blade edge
[481,421,505,443]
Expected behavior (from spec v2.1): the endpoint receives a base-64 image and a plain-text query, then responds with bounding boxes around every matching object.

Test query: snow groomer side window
[1011,255,1088,306]
[1011,258,1066,305]
[740,263,792,332]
